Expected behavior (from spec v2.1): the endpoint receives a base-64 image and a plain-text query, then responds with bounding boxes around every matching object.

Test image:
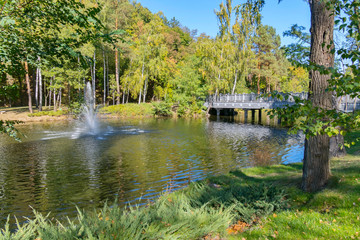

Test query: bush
[68,102,83,116]
[152,101,173,117]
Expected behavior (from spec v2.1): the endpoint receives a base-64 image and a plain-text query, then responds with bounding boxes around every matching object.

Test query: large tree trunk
[302,0,335,192]
[24,61,33,113]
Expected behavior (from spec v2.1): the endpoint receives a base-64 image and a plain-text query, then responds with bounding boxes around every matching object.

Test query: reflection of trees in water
[205,120,304,167]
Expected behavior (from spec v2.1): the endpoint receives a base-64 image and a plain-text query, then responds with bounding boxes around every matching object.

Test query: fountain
[69,82,100,139]
[40,82,148,141]
[82,82,99,134]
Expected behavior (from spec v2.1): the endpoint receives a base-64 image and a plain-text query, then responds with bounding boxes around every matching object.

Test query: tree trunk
[257,61,261,94]
[106,54,110,105]
[44,79,47,107]
[58,88,62,108]
[143,76,148,103]
[38,65,42,111]
[329,133,346,158]
[49,77,53,108]
[302,0,335,192]
[53,89,57,112]
[24,61,33,113]
[232,70,238,94]
[139,61,145,104]
[138,88,142,104]
[115,18,120,105]
[103,49,106,105]
[35,67,39,108]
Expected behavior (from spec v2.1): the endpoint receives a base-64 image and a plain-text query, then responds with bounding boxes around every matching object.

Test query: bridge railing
[206,92,308,104]
[205,92,360,112]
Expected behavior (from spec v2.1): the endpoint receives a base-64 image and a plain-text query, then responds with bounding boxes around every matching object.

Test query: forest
[0,0,310,116]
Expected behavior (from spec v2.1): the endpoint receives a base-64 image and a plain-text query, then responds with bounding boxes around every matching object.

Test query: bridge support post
[258,109,262,124]
[216,109,221,116]
[244,110,248,123]
[251,109,255,123]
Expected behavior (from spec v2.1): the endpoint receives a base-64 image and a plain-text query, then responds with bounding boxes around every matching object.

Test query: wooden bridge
[205,92,360,117]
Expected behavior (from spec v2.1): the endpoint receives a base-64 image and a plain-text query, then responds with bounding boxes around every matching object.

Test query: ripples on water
[0,117,304,226]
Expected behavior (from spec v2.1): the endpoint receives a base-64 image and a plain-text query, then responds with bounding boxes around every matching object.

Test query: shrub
[152,101,173,117]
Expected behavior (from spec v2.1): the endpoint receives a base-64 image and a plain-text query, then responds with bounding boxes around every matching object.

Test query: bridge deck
[204,93,360,113]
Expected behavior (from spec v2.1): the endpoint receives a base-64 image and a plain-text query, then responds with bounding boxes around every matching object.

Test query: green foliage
[282,24,310,64]
[269,1,360,142]
[0,0,105,74]
[0,83,19,106]
[0,120,23,142]
[152,101,173,117]
[100,103,153,117]
[67,102,83,116]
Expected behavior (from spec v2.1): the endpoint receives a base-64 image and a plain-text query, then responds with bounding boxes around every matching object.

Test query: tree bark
[329,133,346,158]
[38,65,42,111]
[35,67,39,108]
[302,0,335,192]
[103,49,106,105]
[24,61,33,113]
[232,70,238,94]
[115,18,120,105]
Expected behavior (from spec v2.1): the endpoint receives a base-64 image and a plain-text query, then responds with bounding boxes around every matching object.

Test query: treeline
[0,0,309,114]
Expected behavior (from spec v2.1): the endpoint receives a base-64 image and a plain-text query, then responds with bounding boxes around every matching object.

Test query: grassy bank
[1,156,359,239]
[99,103,154,118]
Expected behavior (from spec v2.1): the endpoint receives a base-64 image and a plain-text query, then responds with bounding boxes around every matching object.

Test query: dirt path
[0,107,71,122]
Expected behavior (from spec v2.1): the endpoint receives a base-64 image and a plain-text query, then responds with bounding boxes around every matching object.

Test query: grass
[233,157,360,240]
[28,109,67,117]
[99,103,154,118]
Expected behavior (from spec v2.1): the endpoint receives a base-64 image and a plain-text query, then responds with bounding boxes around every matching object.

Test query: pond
[0,116,304,226]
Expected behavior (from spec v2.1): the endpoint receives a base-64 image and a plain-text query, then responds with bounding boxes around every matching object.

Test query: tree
[0,0,103,112]
[251,24,286,94]
[301,0,335,192]
[275,0,360,192]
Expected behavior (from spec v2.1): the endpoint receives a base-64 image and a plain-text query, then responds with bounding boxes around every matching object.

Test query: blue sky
[135,0,311,46]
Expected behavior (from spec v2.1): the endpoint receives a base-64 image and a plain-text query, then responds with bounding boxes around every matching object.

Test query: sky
[135,0,311,46]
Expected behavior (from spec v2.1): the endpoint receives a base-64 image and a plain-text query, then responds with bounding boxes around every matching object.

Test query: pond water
[0,116,304,226]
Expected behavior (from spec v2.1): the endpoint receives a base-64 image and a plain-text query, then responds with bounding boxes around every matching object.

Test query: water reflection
[0,117,304,227]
